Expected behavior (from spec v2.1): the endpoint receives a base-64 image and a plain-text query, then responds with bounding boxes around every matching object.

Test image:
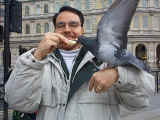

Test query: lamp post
[3,0,22,119]
[3,0,10,119]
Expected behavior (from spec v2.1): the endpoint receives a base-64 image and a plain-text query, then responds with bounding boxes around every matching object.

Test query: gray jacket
[5,48,155,120]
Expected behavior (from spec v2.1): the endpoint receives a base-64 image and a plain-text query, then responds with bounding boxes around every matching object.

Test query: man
[5,6,155,120]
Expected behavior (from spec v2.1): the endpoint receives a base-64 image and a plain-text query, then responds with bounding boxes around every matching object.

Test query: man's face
[55,11,84,50]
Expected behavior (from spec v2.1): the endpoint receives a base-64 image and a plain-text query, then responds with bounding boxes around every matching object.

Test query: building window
[142,0,148,7]
[36,5,41,15]
[142,16,149,28]
[25,24,30,34]
[108,0,112,5]
[154,0,159,8]
[136,44,147,61]
[55,2,60,12]
[44,4,49,13]
[101,0,107,7]
[44,23,49,33]
[74,0,81,10]
[156,44,160,64]
[36,23,41,33]
[85,0,90,9]
[25,6,30,16]
[133,15,139,28]
[63,1,70,6]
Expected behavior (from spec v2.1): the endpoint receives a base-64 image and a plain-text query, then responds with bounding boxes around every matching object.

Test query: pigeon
[78,0,150,72]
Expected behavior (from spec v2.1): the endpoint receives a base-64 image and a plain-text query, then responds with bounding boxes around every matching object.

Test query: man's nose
[64,24,71,32]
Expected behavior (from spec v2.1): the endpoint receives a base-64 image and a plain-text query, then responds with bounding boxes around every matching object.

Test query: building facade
[0,0,160,69]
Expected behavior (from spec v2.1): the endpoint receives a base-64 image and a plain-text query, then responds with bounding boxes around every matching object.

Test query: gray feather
[78,0,150,72]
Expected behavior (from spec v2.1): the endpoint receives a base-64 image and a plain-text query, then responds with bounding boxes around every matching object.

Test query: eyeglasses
[56,21,81,30]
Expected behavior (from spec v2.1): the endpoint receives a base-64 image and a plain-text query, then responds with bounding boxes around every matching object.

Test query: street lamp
[3,0,22,120]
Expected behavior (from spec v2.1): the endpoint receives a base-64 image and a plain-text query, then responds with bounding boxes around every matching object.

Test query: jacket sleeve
[114,66,155,111]
[5,49,48,113]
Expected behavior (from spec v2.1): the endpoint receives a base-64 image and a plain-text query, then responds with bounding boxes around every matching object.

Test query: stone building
[0,0,160,69]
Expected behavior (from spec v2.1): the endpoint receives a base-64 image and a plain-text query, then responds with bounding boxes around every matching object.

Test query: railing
[151,68,160,93]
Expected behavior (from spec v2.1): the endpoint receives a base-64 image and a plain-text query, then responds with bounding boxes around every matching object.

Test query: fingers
[47,40,59,51]
[49,32,68,44]
[89,73,104,93]
[88,68,118,93]
[34,32,70,60]
[44,32,69,49]
[95,84,104,93]
[89,75,95,91]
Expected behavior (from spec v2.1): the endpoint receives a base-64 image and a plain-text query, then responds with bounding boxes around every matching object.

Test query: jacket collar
[48,47,94,79]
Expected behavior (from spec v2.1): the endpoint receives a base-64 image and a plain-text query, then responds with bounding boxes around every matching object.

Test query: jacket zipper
[68,54,78,83]
[49,55,68,85]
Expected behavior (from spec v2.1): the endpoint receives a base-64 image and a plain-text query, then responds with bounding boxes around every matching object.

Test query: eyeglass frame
[55,21,82,30]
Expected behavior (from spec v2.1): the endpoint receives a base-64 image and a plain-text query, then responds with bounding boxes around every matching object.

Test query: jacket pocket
[78,96,110,104]
[41,86,57,107]
[77,84,118,105]
[40,64,58,108]
[78,94,118,105]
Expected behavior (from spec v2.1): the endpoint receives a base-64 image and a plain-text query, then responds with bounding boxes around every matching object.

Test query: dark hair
[52,6,84,28]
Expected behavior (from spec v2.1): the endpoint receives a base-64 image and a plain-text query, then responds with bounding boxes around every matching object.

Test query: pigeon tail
[120,51,151,72]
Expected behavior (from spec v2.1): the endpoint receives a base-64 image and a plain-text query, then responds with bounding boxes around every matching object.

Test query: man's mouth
[66,37,75,40]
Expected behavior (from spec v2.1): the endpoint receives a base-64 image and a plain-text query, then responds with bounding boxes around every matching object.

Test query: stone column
[149,0,154,8]
[127,43,133,53]
[148,43,155,63]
